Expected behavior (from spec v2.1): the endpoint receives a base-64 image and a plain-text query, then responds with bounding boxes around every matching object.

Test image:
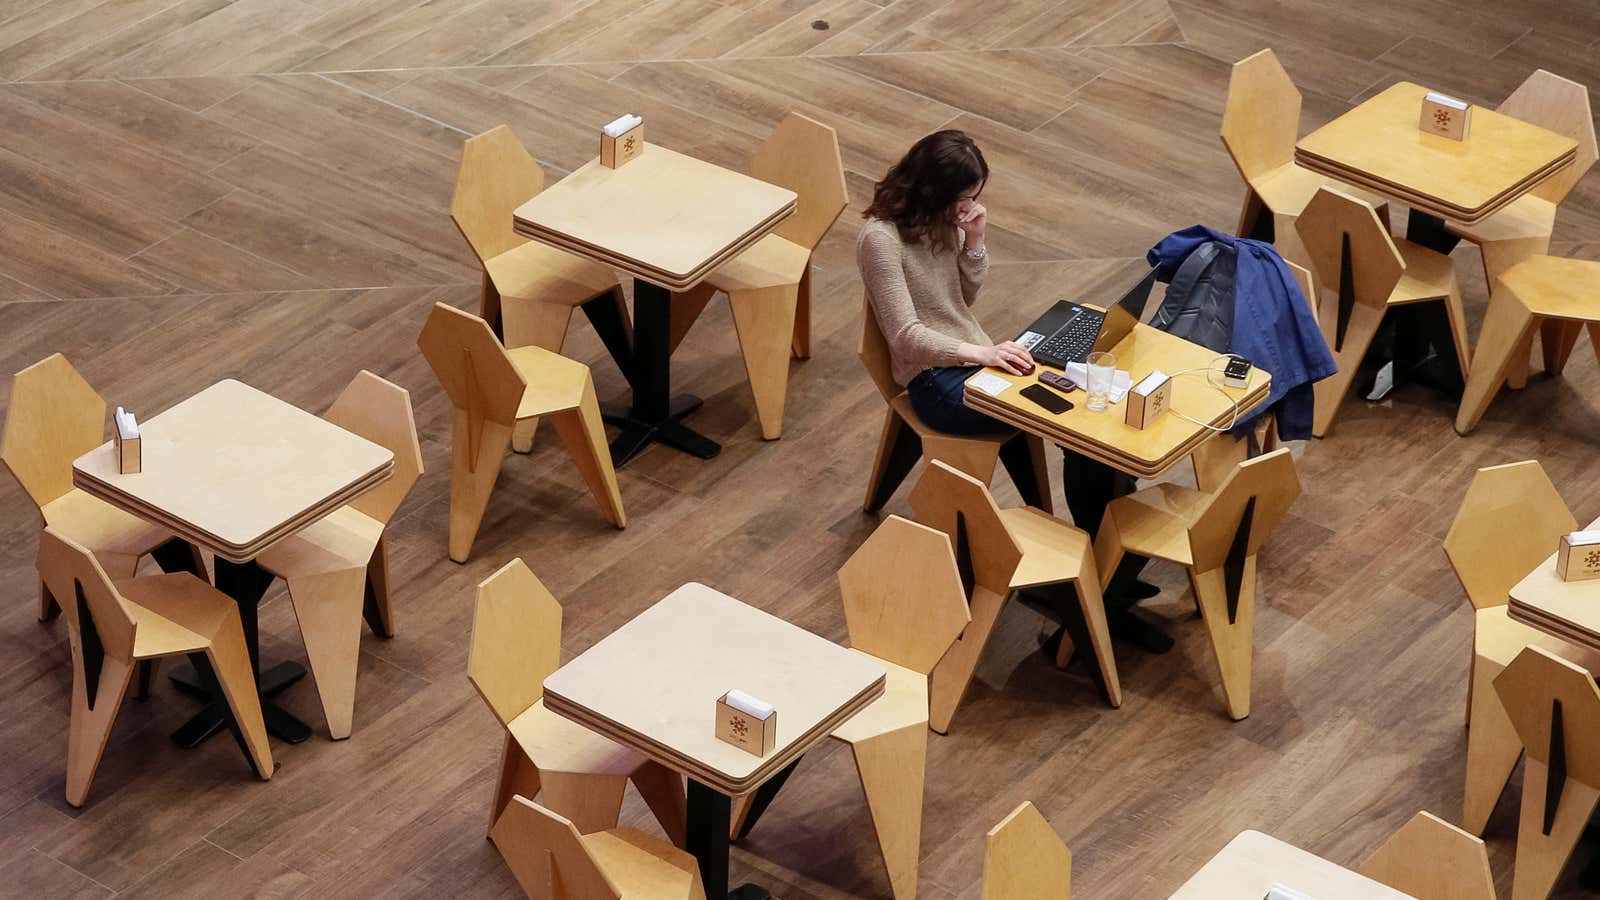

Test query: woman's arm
[860,227,963,371]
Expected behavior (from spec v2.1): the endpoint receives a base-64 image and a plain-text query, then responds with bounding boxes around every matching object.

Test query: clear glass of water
[1085,351,1116,411]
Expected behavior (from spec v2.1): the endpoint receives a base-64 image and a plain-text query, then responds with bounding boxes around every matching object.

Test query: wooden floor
[3,0,1600,896]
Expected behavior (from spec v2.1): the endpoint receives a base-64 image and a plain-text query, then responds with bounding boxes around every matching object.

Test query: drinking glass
[1085,351,1116,411]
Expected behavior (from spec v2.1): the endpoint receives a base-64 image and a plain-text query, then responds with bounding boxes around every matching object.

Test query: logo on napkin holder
[715,689,776,756]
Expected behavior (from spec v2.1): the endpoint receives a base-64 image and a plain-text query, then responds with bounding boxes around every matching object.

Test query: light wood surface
[543,582,885,795]
[981,801,1071,900]
[1445,460,1577,612]
[1169,830,1415,899]
[1357,811,1495,900]
[491,795,706,900]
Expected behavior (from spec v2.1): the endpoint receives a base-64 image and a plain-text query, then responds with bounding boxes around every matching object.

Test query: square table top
[512,143,797,290]
[542,582,885,795]
[73,379,393,562]
[963,323,1271,478]
[1295,82,1576,221]
[1507,516,1600,653]
[1169,831,1414,899]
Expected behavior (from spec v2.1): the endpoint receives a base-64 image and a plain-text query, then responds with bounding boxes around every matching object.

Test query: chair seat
[1253,163,1388,217]
[256,506,384,578]
[999,506,1093,590]
[116,574,236,658]
[41,489,174,559]
[1497,255,1600,319]
[706,233,811,293]
[832,653,927,743]
[1448,194,1558,245]
[508,699,643,777]
[1390,240,1457,304]
[581,828,703,897]
[507,345,591,419]
[1105,484,1206,565]
[487,240,618,306]
[1475,605,1600,670]
[890,393,1009,444]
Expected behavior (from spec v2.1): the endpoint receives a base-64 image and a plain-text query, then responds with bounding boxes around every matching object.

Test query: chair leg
[1456,293,1537,435]
[1541,319,1583,377]
[1190,561,1256,720]
[1439,285,1472,382]
[998,433,1053,514]
[792,265,813,359]
[928,587,1010,734]
[285,567,368,740]
[504,299,576,454]
[1477,233,1548,391]
[64,654,133,807]
[669,283,716,356]
[847,724,927,900]
[1505,328,1537,391]
[539,770,627,835]
[1463,652,1524,835]
[1311,301,1386,438]
[728,283,799,440]
[1512,759,1600,900]
[134,658,159,701]
[448,411,514,563]
[1070,561,1122,708]
[549,379,626,529]
[363,536,395,638]
[198,614,274,780]
[489,734,541,835]
[630,760,688,848]
[39,578,59,621]
[864,409,922,513]
[1093,515,1127,593]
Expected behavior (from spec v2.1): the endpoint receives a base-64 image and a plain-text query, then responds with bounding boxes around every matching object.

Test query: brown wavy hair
[864,130,988,253]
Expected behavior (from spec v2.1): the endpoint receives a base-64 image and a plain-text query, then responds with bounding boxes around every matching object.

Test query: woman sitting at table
[857,129,1154,609]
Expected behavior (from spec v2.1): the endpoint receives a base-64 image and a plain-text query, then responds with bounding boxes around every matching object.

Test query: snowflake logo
[1433,109,1452,127]
[623,135,637,154]
[730,715,749,738]
[1585,549,1600,569]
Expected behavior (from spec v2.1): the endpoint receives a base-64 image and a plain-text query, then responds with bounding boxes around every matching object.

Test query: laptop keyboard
[1034,309,1105,366]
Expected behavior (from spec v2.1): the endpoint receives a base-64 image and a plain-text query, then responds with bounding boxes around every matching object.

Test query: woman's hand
[960,340,1034,376]
[956,200,987,249]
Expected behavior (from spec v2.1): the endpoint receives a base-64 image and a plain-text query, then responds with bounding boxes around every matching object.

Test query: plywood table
[74,379,394,746]
[1170,831,1415,898]
[1508,515,1600,653]
[513,143,796,467]
[544,583,885,898]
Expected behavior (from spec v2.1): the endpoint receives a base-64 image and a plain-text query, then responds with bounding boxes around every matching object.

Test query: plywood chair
[1095,448,1300,720]
[1449,71,1598,391]
[492,795,705,900]
[1444,461,1599,835]
[2,354,204,623]
[1457,256,1600,435]
[860,300,1053,514]
[1357,811,1495,900]
[451,125,629,452]
[907,460,1119,734]
[253,371,423,739]
[37,528,272,806]
[981,801,1071,900]
[417,303,625,563]
[1493,646,1600,900]
[1296,187,1470,437]
[470,559,685,845]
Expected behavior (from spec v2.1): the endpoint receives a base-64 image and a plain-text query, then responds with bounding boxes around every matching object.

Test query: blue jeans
[906,366,1008,436]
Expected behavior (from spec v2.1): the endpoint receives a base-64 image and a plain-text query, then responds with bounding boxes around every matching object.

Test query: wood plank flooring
[2,0,1600,896]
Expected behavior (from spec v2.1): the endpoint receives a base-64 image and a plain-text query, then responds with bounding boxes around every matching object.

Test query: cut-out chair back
[1494,646,1600,788]
[858,298,902,402]
[837,515,971,674]
[751,112,847,251]
[1,354,107,509]
[1188,448,1300,574]
[323,370,424,526]
[981,800,1071,900]
[908,460,1025,598]
[1499,70,1598,205]
[451,124,542,263]
[1357,811,1496,900]
[37,528,137,665]
[1220,49,1301,182]
[491,795,623,900]
[468,558,563,727]
[1295,187,1404,354]
[1444,460,1576,611]
[418,303,526,428]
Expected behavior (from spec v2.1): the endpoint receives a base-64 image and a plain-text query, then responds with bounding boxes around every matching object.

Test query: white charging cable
[1163,354,1246,432]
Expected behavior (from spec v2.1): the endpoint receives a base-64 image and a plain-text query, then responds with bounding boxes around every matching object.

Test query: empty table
[1170,830,1414,898]
[1508,515,1600,653]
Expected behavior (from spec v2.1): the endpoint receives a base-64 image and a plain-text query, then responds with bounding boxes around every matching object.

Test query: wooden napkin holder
[1556,531,1600,582]
[113,408,141,475]
[600,120,644,169]
[1419,92,1471,141]
[1124,370,1171,430]
[715,690,776,757]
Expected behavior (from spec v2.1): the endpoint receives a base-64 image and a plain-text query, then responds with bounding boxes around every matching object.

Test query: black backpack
[1148,240,1237,353]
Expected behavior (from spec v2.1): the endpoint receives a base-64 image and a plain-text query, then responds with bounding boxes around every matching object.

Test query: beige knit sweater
[857,217,992,386]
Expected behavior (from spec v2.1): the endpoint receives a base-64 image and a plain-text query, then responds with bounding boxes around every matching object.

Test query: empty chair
[1357,811,1495,900]
[860,300,1053,513]
[37,528,273,806]
[492,795,705,900]
[1095,448,1300,720]
[1494,647,1600,900]
[908,460,1119,734]
[1295,187,1470,437]
[1444,460,1598,835]
[470,558,685,843]
[253,371,424,739]
[417,302,625,563]
[2,353,204,622]
[981,801,1071,900]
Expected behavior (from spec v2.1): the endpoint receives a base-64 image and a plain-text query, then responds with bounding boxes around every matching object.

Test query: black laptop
[1015,269,1159,368]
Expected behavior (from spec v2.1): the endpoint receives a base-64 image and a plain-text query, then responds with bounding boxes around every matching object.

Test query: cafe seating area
[5,1,1600,897]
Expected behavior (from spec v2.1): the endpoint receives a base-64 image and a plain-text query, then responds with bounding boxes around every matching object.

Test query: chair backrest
[1188,448,1300,573]
[37,528,137,670]
[1295,187,1404,352]
[859,297,902,402]
[1357,811,1495,900]
[490,795,621,900]
[751,112,847,252]
[1498,70,1598,205]
[908,460,1025,599]
[1220,49,1301,183]
[323,370,424,526]
[1,354,107,510]
[981,801,1071,900]
[417,302,526,428]
[1495,646,1600,790]
[837,515,971,675]
[468,558,562,727]
[451,125,542,264]
[1444,460,1576,611]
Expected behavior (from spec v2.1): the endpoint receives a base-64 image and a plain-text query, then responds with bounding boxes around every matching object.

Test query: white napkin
[724,689,774,719]
[603,113,642,137]
[1062,362,1133,403]
[1264,885,1317,900]
[968,371,1012,397]
[114,406,139,439]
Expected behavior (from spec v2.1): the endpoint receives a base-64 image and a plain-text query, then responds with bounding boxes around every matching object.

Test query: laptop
[1015,269,1158,368]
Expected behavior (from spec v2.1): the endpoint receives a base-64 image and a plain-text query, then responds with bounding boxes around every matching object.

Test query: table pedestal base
[170,660,312,745]
[603,395,718,466]
[601,279,722,467]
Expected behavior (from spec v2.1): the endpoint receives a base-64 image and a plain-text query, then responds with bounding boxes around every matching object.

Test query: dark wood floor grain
[2,0,1600,896]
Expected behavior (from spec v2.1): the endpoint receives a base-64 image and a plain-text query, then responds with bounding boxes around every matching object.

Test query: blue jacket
[1147,226,1335,441]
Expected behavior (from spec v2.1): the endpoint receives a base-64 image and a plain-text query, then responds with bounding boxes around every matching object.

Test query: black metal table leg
[687,778,770,899]
[600,279,722,467]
